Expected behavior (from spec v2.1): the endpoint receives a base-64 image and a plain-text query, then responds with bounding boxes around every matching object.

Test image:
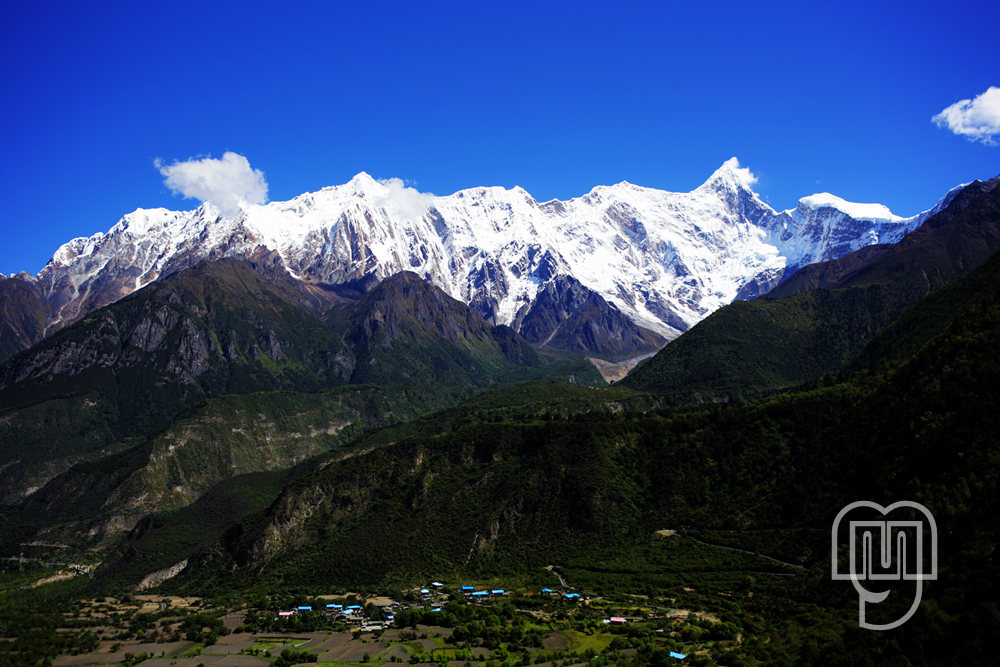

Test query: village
[5,530,777,665]
[253,581,692,663]
[32,578,717,666]
[271,583,594,633]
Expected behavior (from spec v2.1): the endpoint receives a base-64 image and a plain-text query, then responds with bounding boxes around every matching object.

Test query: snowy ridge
[795,193,903,221]
[30,159,953,340]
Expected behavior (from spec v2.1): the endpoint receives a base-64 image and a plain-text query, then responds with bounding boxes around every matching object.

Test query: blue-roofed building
[541,588,553,593]
[564,593,581,600]
[471,591,489,598]
[490,589,505,595]
[669,651,687,660]
[461,586,475,591]
[297,605,313,611]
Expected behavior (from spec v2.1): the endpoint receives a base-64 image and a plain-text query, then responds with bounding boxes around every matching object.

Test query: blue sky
[1,0,998,275]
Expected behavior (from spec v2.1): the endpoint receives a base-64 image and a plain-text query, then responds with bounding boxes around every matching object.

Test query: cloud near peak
[932,86,1000,146]
[156,152,268,216]
[375,177,435,220]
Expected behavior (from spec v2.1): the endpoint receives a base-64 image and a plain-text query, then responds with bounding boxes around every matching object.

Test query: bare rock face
[514,275,665,359]
[137,559,187,591]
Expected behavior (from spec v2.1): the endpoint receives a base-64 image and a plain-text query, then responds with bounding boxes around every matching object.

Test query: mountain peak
[698,157,759,192]
[349,170,376,182]
[345,171,382,195]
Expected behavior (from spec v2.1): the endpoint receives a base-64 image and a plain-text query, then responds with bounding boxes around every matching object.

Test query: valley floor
[40,592,724,667]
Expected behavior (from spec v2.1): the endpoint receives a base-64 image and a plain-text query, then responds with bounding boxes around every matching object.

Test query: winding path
[681,535,806,570]
[545,565,569,587]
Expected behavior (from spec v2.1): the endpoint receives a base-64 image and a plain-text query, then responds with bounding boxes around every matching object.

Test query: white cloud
[932,86,1000,146]
[156,152,268,216]
[721,157,758,188]
[375,177,435,220]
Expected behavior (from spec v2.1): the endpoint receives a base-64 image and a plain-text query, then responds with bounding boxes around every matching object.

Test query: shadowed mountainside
[0,261,600,504]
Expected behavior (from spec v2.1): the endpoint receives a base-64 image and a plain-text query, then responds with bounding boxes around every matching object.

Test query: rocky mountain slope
[0,276,49,362]
[0,160,957,361]
[0,260,599,505]
[622,175,1000,402]
[512,275,666,356]
[8,385,456,549]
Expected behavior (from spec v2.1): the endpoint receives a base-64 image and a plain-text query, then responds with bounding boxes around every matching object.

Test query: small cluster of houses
[455,585,589,603]
[418,581,516,603]
[423,581,589,604]
[539,588,584,601]
[460,585,509,601]
[274,602,394,631]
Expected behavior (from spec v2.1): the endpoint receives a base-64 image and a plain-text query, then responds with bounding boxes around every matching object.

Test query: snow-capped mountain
[13,159,957,344]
